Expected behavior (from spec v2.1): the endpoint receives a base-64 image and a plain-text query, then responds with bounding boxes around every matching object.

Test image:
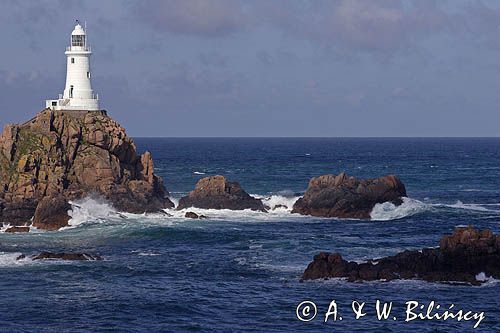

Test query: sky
[0,0,499,137]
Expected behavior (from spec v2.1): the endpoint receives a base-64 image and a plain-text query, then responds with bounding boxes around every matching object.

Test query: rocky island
[301,226,500,285]
[177,175,266,211]
[0,109,174,230]
[292,173,406,219]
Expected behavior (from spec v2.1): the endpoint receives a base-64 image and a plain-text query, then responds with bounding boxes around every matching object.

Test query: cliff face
[0,109,173,228]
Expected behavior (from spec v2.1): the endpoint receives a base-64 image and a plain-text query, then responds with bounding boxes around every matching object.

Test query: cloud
[260,0,453,55]
[132,0,246,37]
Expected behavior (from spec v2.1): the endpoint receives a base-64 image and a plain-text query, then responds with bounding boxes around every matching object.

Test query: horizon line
[131,136,500,139]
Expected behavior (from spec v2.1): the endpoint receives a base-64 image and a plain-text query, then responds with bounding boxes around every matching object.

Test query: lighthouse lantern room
[46,21,99,111]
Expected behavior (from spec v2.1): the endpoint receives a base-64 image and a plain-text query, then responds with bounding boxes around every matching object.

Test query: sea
[0,138,499,332]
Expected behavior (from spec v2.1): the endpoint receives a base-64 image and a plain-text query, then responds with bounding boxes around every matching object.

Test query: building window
[71,58,75,64]
[52,101,57,106]
[87,71,90,79]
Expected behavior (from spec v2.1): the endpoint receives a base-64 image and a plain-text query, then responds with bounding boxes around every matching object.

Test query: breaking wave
[256,193,300,212]
[56,193,500,228]
[370,197,428,221]
[67,196,120,228]
[0,252,30,267]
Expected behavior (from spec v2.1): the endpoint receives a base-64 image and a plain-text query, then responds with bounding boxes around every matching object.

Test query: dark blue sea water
[0,138,499,332]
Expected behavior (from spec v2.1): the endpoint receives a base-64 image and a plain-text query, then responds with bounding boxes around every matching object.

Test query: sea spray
[370,197,428,221]
[67,196,118,228]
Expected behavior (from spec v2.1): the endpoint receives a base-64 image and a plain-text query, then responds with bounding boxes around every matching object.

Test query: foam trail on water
[439,201,499,213]
[370,197,428,221]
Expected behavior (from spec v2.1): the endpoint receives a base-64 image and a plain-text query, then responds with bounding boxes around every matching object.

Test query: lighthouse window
[87,71,91,78]
[71,35,85,47]
[71,58,75,64]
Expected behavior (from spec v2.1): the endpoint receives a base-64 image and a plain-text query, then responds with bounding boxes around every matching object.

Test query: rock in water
[292,173,406,219]
[185,211,208,219]
[177,175,266,211]
[0,109,174,230]
[4,226,30,233]
[302,226,500,285]
[32,252,102,261]
[32,196,71,231]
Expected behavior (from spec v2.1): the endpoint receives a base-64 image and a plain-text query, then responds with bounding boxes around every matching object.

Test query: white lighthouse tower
[46,21,99,111]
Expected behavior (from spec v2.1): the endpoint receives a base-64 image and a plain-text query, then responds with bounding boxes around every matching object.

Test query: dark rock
[16,254,26,260]
[185,211,199,219]
[0,109,174,230]
[32,196,71,231]
[302,226,500,285]
[292,173,406,219]
[5,226,30,233]
[272,204,288,210]
[177,175,266,212]
[32,252,102,261]
[0,200,38,226]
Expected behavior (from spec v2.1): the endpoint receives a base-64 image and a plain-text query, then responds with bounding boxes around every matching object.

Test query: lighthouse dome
[71,23,85,35]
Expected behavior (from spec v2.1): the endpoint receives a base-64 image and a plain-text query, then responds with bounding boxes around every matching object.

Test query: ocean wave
[56,193,500,228]
[0,252,30,267]
[370,197,428,221]
[66,196,120,229]
[193,171,206,175]
[255,193,301,212]
[435,201,500,213]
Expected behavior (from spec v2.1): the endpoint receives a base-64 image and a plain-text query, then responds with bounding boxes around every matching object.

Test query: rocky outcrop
[292,173,406,219]
[302,226,500,285]
[0,109,174,230]
[32,196,71,230]
[185,211,207,219]
[31,252,102,261]
[5,226,30,233]
[177,175,266,211]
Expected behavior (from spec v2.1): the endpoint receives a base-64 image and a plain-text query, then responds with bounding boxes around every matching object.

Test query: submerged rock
[302,226,500,285]
[32,252,103,261]
[292,173,406,219]
[5,226,30,233]
[0,109,174,230]
[177,175,266,212]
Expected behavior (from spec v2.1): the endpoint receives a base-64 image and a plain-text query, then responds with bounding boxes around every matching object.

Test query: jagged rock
[185,211,208,219]
[0,200,38,226]
[32,252,102,261]
[5,226,30,233]
[185,211,199,219]
[32,196,71,231]
[302,226,500,285]
[177,175,266,211]
[292,173,406,219]
[0,109,174,230]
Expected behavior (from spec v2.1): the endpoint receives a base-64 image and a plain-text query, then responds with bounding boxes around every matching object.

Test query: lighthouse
[46,21,99,111]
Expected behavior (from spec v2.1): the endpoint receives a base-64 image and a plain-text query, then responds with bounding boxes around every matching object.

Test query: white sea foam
[0,252,30,267]
[438,201,498,213]
[67,196,118,228]
[370,197,428,221]
[256,194,301,212]
[475,272,491,282]
[193,171,206,175]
